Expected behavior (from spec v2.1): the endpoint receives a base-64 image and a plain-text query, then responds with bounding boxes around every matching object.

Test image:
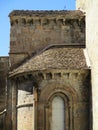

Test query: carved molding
[15,69,89,83]
[10,17,84,28]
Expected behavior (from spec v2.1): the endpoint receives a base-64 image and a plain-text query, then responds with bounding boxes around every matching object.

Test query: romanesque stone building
[1,0,98,130]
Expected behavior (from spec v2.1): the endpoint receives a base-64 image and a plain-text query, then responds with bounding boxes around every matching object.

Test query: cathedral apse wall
[10,69,90,130]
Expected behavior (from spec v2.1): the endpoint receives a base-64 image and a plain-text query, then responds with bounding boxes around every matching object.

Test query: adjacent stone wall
[9,11,85,68]
[17,81,34,130]
[77,0,98,130]
[85,1,98,130]
[0,57,9,130]
[0,57,9,111]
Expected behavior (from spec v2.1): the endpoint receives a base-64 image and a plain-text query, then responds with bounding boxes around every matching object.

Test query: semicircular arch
[39,82,78,104]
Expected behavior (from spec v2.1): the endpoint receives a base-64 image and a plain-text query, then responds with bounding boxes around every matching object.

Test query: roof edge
[9,10,85,17]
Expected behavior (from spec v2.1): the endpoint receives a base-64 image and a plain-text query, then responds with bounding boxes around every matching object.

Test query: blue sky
[0,0,75,56]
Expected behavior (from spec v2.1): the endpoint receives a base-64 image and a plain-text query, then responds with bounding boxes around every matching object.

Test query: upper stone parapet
[9,10,84,26]
[9,10,84,17]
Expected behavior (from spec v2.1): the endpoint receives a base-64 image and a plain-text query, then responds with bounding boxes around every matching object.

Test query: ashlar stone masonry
[0,10,91,130]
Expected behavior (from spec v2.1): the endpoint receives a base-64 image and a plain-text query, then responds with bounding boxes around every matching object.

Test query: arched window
[45,93,71,130]
[51,96,65,130]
